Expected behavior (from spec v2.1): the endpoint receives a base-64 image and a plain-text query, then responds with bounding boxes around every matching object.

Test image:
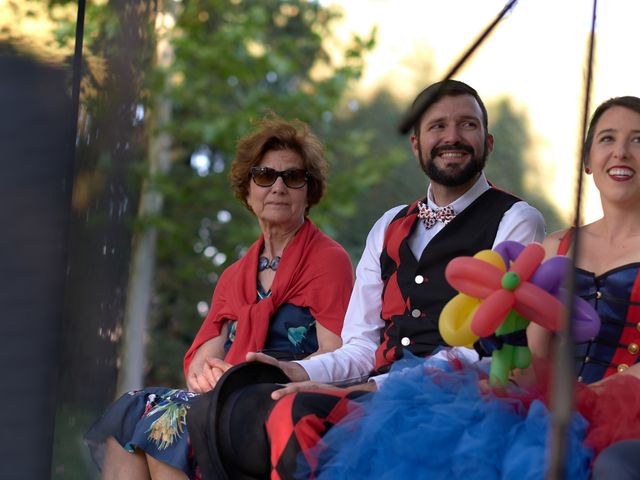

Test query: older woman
[85,117,354,480]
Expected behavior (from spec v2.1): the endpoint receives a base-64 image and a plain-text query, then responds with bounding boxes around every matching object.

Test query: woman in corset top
[529,95,640,479]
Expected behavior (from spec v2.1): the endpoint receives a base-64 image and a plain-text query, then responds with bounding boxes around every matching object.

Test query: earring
[584,167,591,174]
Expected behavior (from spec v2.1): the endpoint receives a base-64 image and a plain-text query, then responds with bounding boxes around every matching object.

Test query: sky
[329,0,640,226]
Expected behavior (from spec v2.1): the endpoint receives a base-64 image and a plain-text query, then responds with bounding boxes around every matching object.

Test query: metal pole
[546,1,597,478]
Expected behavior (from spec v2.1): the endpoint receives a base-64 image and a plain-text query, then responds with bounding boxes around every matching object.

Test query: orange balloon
[471,289,515,337]
[510,243,545,280]
[513,282,564,331]
[445,256,502,299]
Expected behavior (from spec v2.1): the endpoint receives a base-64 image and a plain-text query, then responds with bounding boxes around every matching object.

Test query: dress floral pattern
[85,301,318,479]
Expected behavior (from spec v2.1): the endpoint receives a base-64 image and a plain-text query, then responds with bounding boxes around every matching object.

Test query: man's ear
[410,134,420,157]
[485,133,495,155]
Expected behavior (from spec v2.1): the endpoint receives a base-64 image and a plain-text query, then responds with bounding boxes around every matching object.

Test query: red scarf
[183,219,353,377]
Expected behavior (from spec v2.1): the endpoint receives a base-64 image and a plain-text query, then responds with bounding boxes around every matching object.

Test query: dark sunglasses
[250,166,309,189]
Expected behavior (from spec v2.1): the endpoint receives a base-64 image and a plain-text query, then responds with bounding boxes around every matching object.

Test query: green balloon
[501,271,520,291]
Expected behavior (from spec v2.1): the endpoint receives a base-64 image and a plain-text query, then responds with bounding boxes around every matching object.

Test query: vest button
[618,363,629,373]
[401,337,411,347]
[629,343,639,355]
[636,322,640,333]
[577,376,583,383]
[411,309,421,318]
[595,291,602,299]
[415,275,424,285]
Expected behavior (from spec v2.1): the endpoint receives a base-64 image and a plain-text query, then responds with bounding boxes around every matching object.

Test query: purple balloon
[570,293,601,341]
[493,240,525,267]
[492,241,601,341]
[529,256,600,341]
[530,255,571,295]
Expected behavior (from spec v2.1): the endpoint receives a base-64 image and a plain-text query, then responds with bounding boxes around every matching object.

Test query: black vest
[374,187,520,373]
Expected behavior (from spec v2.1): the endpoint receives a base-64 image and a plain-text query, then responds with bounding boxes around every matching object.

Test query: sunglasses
[250,166,309,189]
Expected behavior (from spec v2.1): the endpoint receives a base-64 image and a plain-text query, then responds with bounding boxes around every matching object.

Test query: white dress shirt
[297,173,546,387]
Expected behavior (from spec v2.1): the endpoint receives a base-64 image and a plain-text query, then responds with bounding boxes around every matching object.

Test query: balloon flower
[439,241,600,385]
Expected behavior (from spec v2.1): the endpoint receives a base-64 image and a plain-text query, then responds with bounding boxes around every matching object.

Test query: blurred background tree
[486,97,564,232]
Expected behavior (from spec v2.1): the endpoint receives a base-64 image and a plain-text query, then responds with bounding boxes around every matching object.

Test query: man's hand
[269,380,342,400]
[186,357,232,393]
[245,351,377,400]
[269,378,377,401]
[245,351,310,382]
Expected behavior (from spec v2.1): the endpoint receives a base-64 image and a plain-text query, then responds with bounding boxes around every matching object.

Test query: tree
[326,87,424,259]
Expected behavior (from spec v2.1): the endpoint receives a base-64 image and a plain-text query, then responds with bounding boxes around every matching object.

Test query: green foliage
[323,88,426,258]
[165,0,372,152]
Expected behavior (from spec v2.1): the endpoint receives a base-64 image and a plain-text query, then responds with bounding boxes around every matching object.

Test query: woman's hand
[205,357,232,385]
[186,357,232,393]
[186,363,215,393]
[185,330,229,393]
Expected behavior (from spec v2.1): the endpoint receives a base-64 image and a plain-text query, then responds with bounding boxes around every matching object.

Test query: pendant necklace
[258,255,280,271]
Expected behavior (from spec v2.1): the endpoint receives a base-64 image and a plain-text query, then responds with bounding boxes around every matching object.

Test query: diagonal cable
[398,0,519,134]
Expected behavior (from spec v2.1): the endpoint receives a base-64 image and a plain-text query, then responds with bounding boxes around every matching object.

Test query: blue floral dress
[85,285,318,479]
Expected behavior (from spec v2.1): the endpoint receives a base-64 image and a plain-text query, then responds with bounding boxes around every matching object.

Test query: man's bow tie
[417,202,456,229]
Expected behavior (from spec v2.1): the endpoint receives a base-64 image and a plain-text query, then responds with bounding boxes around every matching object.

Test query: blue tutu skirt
[84,387,200,479]
[313,353,593,480]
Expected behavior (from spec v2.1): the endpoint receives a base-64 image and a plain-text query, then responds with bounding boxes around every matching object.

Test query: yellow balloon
[439,293,479,347]
[440,249,507,348]
[473,249,506,271]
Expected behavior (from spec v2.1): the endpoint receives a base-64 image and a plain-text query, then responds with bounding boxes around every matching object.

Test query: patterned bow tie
[417,202,456,229]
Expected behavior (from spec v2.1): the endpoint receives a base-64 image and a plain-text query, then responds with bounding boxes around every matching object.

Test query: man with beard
[187,80,546,480]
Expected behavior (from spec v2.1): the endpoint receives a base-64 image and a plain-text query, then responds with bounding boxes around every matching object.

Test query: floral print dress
[85,287,318,479]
